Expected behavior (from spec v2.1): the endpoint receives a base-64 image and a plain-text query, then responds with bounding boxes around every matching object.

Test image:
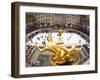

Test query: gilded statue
[36,29,81,65]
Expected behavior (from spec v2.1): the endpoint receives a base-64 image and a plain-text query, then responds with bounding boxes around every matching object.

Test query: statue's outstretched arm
[36,45,48,52]
[69,45,81,52]
[75,48,81,51]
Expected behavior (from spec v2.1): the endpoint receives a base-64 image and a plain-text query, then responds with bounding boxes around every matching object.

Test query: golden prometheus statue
[36,29,81,66]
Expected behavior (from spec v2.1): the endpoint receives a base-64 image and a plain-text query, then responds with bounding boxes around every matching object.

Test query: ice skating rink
[26,32,88,47]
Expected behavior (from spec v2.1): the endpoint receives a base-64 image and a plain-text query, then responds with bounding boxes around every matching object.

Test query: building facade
[65,14,80,28]
[36,13,66,26]
[26,13,81,28]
